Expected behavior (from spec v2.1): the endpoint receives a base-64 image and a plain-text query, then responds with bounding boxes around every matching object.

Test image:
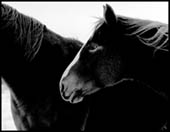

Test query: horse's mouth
[64,89,84,104]
[61,80,100,103]
[69,86,101,104]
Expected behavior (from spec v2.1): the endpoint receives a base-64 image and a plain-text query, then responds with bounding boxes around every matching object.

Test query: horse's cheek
[95,61,113,86]
[95,56,122,87]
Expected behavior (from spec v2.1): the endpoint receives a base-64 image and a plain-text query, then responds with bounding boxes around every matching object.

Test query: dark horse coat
[1,3,168,132]
[59,4,168,132]
[1,4,89,131]
[82,5,169,132]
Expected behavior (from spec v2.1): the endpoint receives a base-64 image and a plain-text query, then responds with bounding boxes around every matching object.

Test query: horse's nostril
[61,82,65,93]
[60,82,70,100]
[62,89,71,100]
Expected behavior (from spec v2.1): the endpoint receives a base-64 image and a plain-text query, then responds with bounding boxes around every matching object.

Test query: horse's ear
[103,4,117,25]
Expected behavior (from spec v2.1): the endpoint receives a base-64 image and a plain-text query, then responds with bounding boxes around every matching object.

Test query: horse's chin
[70,93,84,104]
[69,85,101,104]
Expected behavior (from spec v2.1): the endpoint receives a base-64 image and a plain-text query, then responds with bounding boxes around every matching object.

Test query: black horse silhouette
[1,4,90,131]
[60,4,168,131]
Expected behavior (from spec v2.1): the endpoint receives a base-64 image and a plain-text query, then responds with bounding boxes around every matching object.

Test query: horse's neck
[125,38,168,95]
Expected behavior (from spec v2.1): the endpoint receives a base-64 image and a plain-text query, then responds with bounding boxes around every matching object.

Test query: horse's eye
[88,43,103,53]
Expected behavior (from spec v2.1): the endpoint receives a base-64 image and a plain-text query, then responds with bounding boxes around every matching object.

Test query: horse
[1,4,89,131]
[59,4,168,131]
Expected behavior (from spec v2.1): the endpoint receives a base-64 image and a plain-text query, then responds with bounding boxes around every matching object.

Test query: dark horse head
[60,4,169,103]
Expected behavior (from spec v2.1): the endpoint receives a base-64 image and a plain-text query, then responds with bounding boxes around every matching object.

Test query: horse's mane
[1,4,45,60]
[94,14,169,52]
